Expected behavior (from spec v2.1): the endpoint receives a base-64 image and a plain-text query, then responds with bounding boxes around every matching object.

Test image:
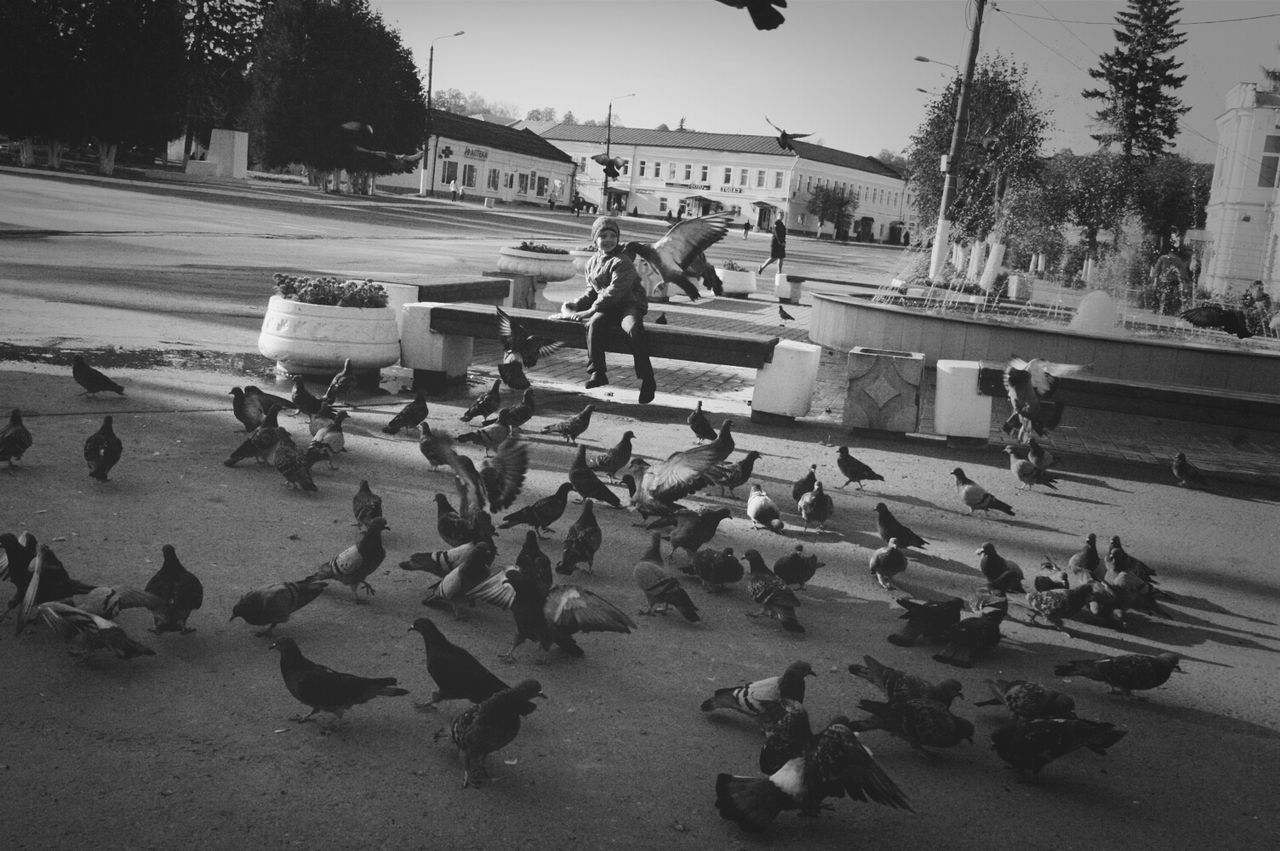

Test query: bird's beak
[974,548,984,555]
[536,691,549,700]
[228,615,237,622]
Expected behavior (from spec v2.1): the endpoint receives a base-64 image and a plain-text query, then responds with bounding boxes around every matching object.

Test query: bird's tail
[700,688,741,713]
[776,606,805,633]
[886,624,921,646]
[670,588,700,623]
[714,774,790,833]
[768,518,785,533]
[1052,661,1083,677]
[932,643,974,669]
[989,498,1016,517]
[376,683,410,698]
[1083,723,1127,755]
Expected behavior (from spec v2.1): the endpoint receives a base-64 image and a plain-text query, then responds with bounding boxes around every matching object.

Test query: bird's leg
[359,581,376,597]
[637,601,658,617]
[292,708,319,724]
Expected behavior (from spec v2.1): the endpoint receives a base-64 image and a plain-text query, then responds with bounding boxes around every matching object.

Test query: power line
[993,5,1280,26]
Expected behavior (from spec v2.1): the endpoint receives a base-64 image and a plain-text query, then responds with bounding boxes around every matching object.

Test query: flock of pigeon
[0,347,1200,830]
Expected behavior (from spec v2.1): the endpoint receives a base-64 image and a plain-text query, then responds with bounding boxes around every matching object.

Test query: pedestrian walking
[450,180,458,202]
[757,214,787,275]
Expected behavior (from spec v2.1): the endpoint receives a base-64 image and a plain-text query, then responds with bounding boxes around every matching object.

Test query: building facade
[379,109,576,206]
[536,124,917,243]
[1202,81,1280,296]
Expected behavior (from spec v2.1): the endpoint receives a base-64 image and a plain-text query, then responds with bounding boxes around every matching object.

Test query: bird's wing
[495,306,522,353]
[464,571,517,609]
[546,585,636,633]
[765,116,784,133]
[1179,305,1232,331]
[37,601,95,642]
[647,214,733,273]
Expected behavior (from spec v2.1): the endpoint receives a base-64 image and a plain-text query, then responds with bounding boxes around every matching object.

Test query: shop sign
[666,182,710,190]
[464,147,488,160]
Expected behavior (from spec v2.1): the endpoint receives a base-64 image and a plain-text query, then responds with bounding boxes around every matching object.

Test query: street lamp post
[419,30,465,197]
[601,92,634,212]
[919,1,987,281]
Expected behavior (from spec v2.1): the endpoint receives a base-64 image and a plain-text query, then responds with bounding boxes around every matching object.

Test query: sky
[368,0,1280,164]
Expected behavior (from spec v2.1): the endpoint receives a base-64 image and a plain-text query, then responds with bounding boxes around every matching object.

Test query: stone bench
[400,302,822,423]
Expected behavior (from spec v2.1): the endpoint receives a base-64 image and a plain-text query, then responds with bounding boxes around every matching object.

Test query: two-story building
[534,124,917,244]
[1201,81,1280,296]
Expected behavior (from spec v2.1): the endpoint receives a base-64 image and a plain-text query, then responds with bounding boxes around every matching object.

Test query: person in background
[742,221,751,239]
[1243,279,1274,336]
[558,216,657,404]
[449,179,458,202]
[757,214,787,275]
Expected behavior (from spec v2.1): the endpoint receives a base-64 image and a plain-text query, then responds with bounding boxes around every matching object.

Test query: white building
[1202,81,1280,296]
[535,124,917,244]
[379,109,575,206]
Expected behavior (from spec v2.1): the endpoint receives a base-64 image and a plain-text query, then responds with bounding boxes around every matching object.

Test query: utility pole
[929,0,986,282]
[419,31,464,197]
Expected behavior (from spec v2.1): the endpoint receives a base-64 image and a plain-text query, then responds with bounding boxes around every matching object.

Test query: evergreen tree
[1082,0,1188,161]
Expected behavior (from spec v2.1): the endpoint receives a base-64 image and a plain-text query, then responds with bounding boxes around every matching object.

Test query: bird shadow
[908,553,979,578]
[1168,593,1275,625]
[1051,471,1133,493]
[974,517,1063,535]
[1135,608,1280,653]
[1110,694,1280,739]
[1032,491,1116,508]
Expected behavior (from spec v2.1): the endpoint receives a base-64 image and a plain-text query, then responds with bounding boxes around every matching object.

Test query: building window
[684,164,692,180]
[723,167,732,184]
[441,161,458,184]
[536,176,549,196]
[518,173,529,194]
[668,163,676,179]
[487,168,500,190]
[504,173,514,189]
[739,168,748,186]
[462,164,477,188]
[806,176,812,191]
[652,161,659,178]
[639,161,647,177]
[659,197,668,212]
[756,169,765,188]
[700,165,709,181]
[1259,135,1280,188]
[774,171,783,189]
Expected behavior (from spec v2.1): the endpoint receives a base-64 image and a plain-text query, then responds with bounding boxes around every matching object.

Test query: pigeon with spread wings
[496,306,564,390]
[764,116,811,151]
[1002,357,1091,440]
[623,213,732,302]
[715,0,787,31]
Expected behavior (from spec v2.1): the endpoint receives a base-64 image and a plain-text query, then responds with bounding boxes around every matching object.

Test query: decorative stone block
[718,268,757,297]
[751,340,821,423]
[843,347,924,434]
[933,360,991,441]
[400,302,475,394]
[774,273,802,304]
[495,247,575,282]
[258,295,400,376]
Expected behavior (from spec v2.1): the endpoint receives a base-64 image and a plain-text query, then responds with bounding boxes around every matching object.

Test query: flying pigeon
[1001,357,1090,440]
[353,145,425,174]
[37,601,154,658]
[623,213,732,301]
[496,306,564,389]
[715,0,787,31]
[591,152,624,179]
[764,116,811,151]
[1180,304,1253,338]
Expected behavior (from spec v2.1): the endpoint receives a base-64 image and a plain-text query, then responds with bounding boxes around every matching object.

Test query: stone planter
[496,247,576,282]
[569,249,595,274]
[934,359,992,443]
[843,347,924,434]
[258,295,400,376]
[717,267,757,298]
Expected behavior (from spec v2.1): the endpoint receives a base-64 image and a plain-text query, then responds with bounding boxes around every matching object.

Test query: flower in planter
[719,259,749,272]
[272,273,388,308]
[512,241,569,255]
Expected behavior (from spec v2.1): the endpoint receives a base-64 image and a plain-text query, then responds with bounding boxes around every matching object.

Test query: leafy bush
[272,273,388,308]
[719,259,748,272]
[512,241,569,255]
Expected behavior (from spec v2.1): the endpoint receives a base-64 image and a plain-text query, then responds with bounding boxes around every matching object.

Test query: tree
[875,148,910,181]
[180,0,264,162]
[905,53,1048,241]
[1055,150,1129,254]
[0,0,88,167]
[806,185,856,239]
[561,110,578,125]
[525,107,557,122]
[1132,155,1212,253]
[1082,0,1188,165]
[246,0,425,191]
[1265,42,1280,87]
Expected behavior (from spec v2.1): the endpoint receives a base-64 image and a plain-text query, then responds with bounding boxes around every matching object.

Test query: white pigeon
[746,483,785,532]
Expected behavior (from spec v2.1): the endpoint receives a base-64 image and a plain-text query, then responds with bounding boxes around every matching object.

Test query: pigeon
[1004,445,1058,490]
[1054,652,1182,697]
[667,507,732,555]
[14,544,97,634]
[758,698,814,775]
[273,432,317,491]
[351,480,383,533]
[628,419,735,510]
[700,660,815,718]
[853,697,975,754]
[305,517,389,599]
[0,408,33,466]
[772,545,822,589]
[633,533,700,621]
[714,718,911,834]
[796,481,833,531]
[681,546,745,591]
[1025,584,1093,632]
[872,503,927,550]
[557,500,603,575]
[230,579,327,636]
[1179,304,1253,338]
[309,409,348,457]
[887,596,963,646]
[422,430,529,529]
[71,355,124,395]
[244,385,296,417]
[457,422,512,454]
[1026,436,1056,472]
[747,483,785,532]
[224,406,285,466]
[716,0,787,32]
[622,213,732,302]
[322,358,356,404]
[698,450,761,497]
[143,544,204,634]
[687,400,717,442]
[461,379,502,422]
[419,540,495,615]
[497,306,564,389]
[933,598,1007,669]
[1067,533,1103,582]
[512,529,552,589]
[271,637,408,726]
[408,617,517,708]
[778,305,795,322]
[848,655,963,707]
[1001,357,1090,440]
[990,718,1127,775]
[591,152,624,179]
[951,468,1015,516]
[468,568,635,661]
[230,387,266,432]
[1172,452,1208,488]
[84,415,122,481]
[352,145,425,173]
[447,679,545,788]
[836,447,884,489]
[975,542,1026,593]
[589,430,634,481]
[500,482,575,537]
[569,445,623,508]
[290,378,324,417]
[791,465,816,504]
[36,601,154,658]
[1,531,40,607]
[764,116,811,151]
[975,679,1076,721]
[484,387,535,431]
[383,394,429,435]
[869,539,909,591]
[743,549,803,632]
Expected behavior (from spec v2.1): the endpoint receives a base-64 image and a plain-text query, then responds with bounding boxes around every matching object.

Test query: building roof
[430,110,574,164]
[538,124,902,180]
